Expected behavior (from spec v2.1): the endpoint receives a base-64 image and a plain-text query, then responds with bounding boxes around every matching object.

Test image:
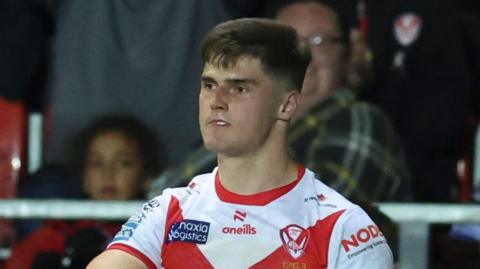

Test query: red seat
[0,97,27,250]
[0,97,27,198]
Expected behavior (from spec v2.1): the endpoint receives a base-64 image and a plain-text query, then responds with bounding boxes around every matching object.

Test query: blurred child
[6,114,165,269]
[72,114,165,200]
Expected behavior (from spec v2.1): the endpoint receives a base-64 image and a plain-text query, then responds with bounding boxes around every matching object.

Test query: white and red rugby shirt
[108,166,393,269]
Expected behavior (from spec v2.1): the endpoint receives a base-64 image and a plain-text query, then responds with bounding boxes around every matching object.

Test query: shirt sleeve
[327,206,394,269]
[107,196,167,269]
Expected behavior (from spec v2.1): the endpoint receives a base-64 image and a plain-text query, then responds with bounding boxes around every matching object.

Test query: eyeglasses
[304,34,345,47]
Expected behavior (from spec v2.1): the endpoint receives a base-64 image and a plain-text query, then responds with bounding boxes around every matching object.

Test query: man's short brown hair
[201,18,311,92]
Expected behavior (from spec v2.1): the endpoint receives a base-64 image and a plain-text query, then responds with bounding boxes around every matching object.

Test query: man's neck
[216,137,298,195]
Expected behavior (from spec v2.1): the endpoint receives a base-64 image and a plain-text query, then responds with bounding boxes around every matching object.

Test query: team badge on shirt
[280,224,310,259]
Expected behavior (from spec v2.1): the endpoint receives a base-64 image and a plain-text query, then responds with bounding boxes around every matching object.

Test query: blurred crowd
[1,0,479,268]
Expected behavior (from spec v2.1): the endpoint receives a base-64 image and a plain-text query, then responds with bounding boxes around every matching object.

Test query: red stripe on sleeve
[108,243,157,269]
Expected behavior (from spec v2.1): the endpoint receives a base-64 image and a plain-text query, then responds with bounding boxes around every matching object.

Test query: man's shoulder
[303,90,390,129]
[186,169,216,190]
[157,169,217,200]
[302,169,358,213]
[350,100,392,120]
[326,88,390,119]
[320,94,398,139]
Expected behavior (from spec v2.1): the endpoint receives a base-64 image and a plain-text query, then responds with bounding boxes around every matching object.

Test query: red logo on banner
[394,13,422,46]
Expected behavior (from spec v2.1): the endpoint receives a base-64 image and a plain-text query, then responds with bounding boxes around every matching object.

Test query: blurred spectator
[150,0,412,203]
[6,115,165,269]
[69,114,166,200]
[274,0,411,203]
[364,0,480,201]
[45,0,267,168]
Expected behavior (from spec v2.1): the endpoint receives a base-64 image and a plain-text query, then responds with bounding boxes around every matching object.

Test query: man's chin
[204,143,244,158]
[203,141,227,154]
[203,142,219,152]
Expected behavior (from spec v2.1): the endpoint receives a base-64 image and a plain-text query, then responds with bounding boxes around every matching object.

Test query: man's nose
[210,87,229,110]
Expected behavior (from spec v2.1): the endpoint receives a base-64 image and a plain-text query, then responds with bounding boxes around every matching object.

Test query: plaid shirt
[288,88,411,202]
[149,88,411,202]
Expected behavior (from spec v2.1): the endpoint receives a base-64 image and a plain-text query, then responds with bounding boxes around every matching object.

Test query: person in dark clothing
[364,0,480,201]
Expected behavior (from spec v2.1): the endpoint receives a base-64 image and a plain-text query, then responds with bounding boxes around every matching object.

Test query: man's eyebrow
[200,76,216,83]
[200,75,257,85]
[225,78,257,85]
[200,76,257,85]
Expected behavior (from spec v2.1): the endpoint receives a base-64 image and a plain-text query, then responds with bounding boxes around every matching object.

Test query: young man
[88,18,393,269]
[150,0,411,204]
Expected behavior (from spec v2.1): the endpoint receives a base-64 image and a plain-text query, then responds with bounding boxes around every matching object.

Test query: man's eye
[203,83,214,90]
[233,86,247,93]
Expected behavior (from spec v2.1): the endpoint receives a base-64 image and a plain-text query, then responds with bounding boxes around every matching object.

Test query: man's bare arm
[87,249,149,269]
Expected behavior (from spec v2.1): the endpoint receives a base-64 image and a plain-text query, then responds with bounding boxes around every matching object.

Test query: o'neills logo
[167,219,210,244]
[222,224,256,235]
[341,225,383,252]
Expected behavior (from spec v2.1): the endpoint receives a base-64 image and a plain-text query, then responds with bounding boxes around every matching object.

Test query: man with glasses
[274,0,412,204]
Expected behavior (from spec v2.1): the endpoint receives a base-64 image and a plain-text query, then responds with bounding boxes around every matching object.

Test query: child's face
[83,131,144,200]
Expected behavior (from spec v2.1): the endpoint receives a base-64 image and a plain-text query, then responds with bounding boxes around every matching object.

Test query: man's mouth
[208,118,230,126]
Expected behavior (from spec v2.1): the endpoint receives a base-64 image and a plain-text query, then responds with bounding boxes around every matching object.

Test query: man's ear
[277,91,300,121]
